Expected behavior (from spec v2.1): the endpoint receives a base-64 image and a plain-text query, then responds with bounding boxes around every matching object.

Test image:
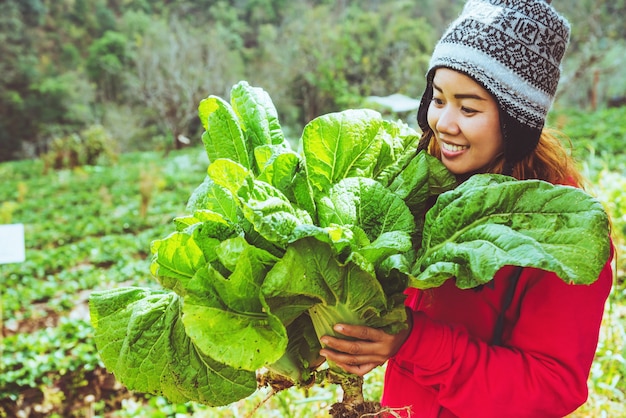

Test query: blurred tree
[250,1,435,127]
[1,0,623,162]
[0,1,40,161]
[125,17,244,150]
[86,31,130,102]
[555,0,626,110]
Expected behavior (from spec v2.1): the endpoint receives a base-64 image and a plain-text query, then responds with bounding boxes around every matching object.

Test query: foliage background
[1,0,625,417]
[1,0,625,161]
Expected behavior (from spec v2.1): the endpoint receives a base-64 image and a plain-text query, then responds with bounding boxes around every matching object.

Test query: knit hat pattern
[419,0,570,131]
[423,0,570,132]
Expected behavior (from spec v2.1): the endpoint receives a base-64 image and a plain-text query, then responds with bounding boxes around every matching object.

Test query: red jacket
[382,246,614,418]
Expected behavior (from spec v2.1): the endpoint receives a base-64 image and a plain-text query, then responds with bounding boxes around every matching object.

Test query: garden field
[1,107,625,417]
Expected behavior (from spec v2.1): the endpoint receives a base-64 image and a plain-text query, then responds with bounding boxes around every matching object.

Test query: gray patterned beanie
[416,0,571,163]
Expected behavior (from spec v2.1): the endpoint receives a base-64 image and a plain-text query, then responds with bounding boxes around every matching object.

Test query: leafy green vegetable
[261,237,408,342]
[412,174,611,289]
[89,287,257,406]
[89,81,610,416]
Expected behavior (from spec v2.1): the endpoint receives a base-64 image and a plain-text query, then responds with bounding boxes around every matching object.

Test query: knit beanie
[416,0,571,163]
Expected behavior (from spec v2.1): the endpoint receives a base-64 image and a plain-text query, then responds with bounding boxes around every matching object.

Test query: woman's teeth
[441,142,468,152]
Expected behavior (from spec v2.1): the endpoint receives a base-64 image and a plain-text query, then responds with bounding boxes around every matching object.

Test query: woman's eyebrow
[432,82,487,101]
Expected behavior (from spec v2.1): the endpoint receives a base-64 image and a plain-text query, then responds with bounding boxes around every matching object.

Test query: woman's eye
[461,106,478,115]
[432,97,444,106]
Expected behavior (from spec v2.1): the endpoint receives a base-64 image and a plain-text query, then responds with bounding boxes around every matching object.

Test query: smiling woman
[319,1,615,417]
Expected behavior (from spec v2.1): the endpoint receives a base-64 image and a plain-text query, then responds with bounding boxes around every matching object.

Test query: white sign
[0,224,26,264]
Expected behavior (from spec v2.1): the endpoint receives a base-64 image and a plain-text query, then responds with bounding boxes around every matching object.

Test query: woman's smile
[440,140,469,155]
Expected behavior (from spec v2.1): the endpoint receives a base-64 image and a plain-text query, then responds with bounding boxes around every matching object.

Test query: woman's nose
[435,107,459,136]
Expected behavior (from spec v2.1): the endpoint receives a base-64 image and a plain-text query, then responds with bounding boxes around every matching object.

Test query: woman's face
[427,68,504,176]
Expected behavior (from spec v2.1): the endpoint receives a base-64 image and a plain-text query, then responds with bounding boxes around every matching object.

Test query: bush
[42,125,118,171]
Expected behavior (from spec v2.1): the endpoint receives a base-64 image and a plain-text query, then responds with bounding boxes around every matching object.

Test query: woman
[319,1,614,417]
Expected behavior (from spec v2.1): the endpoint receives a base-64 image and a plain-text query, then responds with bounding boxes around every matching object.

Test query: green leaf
[150,231,206,293]
[372,119,421,186]
[89,287,257,406]
[411,174,611,289]
[388,151,456,209]
[174,209,236,234]
[255,145,301,195]
[356,230,413,268]
[317,177,415,242]
[265,314,322,385]
[302,109,384,197]
[230,80,286,152]
[262,237,407,341]
[207,158,252,196]
[290,168,317,222]
[238,178,307,248]
[199,96,250,168]
[186,176,239,222]
[181,237,286,371]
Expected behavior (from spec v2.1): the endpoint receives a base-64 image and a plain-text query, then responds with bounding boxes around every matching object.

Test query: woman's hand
[319,320,411,377]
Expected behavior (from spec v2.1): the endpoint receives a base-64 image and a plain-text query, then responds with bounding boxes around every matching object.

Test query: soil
[0,366,132,418]
[1,298,136,418]
[329,402,412,418]
[329,400,384,417]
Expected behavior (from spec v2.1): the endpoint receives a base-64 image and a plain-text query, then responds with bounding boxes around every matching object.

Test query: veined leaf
[265,314,322,385]
[411,174,611,289]
[89,287,257,406]
[238,178,307,248]
[302,109,384,196]
[255,144,301,196]
[199,96,250,168]
[150,231,206,293]
[388,151,456,209]
[317,177,415,242]
[174,209,236,233]
[291,168,317,222]
[207,158,252,196]
[262,237,407,341]
[230,80,287,153]
[186,176,239,222]
[387,150,457,243]
[372,119,421,185]
[356,230,413,268]
[181,237,286,371]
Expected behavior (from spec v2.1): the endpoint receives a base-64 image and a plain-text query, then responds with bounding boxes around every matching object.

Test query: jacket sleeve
[392,255,613,418]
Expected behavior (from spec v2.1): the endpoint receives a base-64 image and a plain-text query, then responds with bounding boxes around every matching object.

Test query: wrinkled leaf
[262,237,407,341]
[199,96,250,168]
[302,109,384,197]
[181,237,286,371]
[89,287,257,406]
[411,174,611,289]
[186,176,239,222]
[231,80,286,150]
[317,177,415,242]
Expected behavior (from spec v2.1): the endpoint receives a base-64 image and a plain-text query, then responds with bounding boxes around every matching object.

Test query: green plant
[42,125,118,171]
[89,82,611,417]
[0,201,18,224]
[0,319,101,402]
[90,81,447,416]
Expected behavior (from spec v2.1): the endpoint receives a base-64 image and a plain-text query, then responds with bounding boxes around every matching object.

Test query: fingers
[319,346,382,376]
[321,324,395,357]
[332,323,386,342]
[319,326,390,376]
[329,360,379,377]
[319,343,383,366]
[320,334,366,355]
